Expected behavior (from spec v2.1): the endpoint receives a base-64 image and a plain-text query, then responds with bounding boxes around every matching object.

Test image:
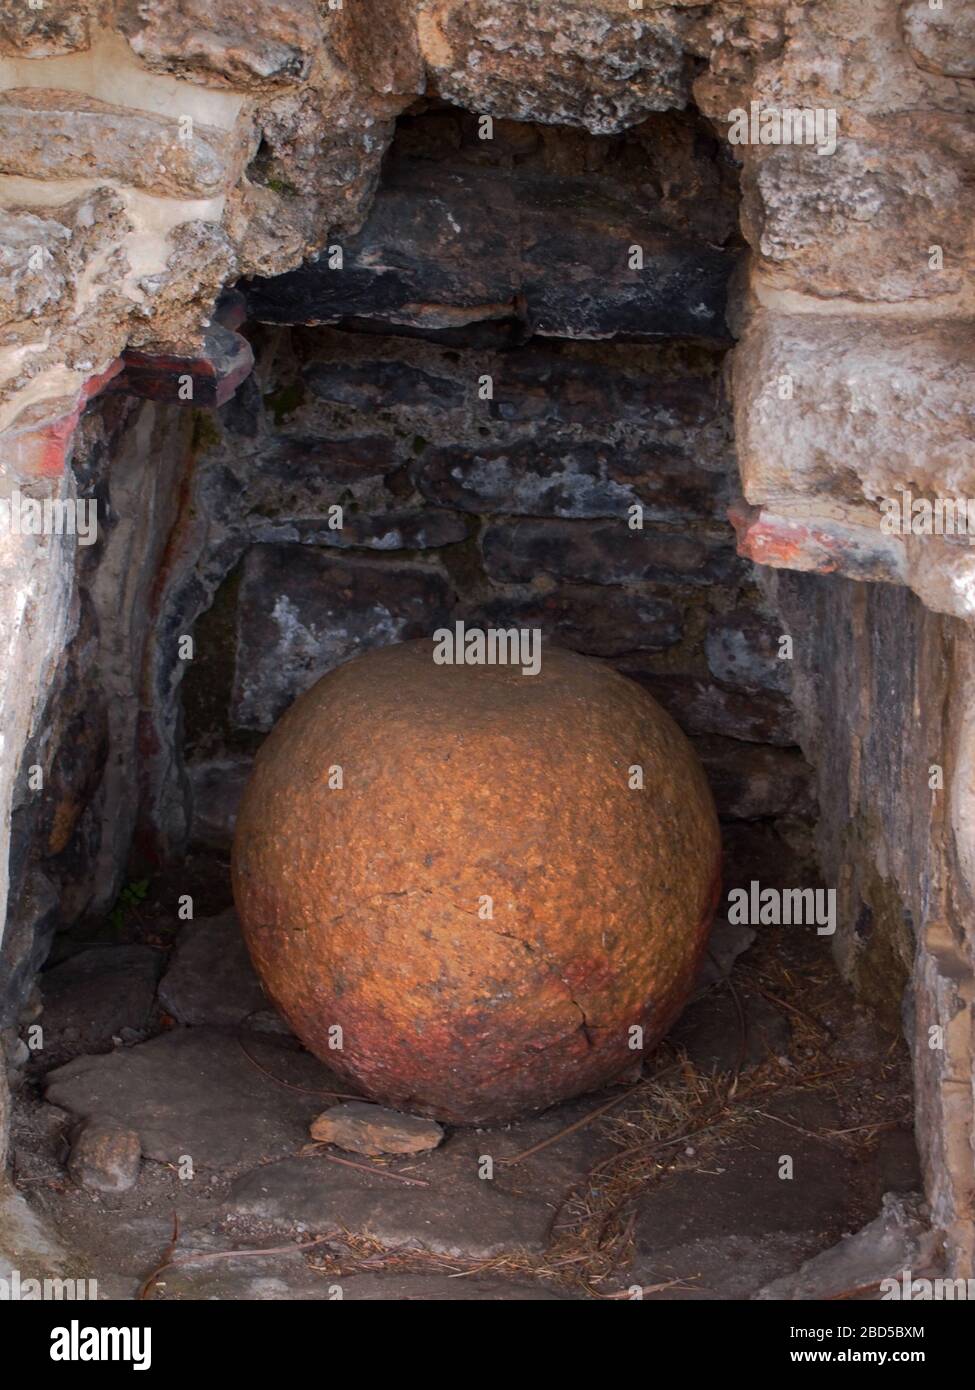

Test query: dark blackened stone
[706,608,794,696]
[158,909,272,1028]
[304,358,467,412]
[462,588,682,657]
[247,171,519,328]
[517,187,734,341]
[0,869,59,1030]
[232,546,454,730]
[107,324,254,408]
[615,669,800,747]
[218,371,264,438]
[481,518,744,587]
[248,434,401,486]
[416,439,728,522]
[244,158,736,344]
[187,759,251,851]
[287,510,468,551]
[487,349,726,430]
[691,737,814,821]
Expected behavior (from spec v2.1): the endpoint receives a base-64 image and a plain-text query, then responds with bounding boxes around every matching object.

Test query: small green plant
[263,381,305,426]
[109,879,150,932]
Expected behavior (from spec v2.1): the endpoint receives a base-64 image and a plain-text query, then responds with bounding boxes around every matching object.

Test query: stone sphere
[231,640,720,1125]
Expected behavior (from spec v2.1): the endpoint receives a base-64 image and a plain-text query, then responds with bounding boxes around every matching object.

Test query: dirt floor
[8,852,918,1301]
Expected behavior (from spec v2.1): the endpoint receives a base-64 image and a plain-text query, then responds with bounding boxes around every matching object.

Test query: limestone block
[0,207,72,325]
[0,90,251,199]
[327,0,425,97]
[739,113,975,304]
[902,0,975,78]
[0,188,131,334]
[416,0,696,133]
[721,0,947,117]
[733,311,975,510]
[118,0,324,90]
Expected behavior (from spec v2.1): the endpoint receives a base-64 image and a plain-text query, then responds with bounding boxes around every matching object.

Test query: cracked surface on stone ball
[232,639,721,1124]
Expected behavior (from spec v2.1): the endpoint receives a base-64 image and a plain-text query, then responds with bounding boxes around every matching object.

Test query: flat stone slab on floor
[39,945,163,1051]
[157,910,286,1030]
[154,1244,566,1300]
[670,988,790,1073]
[629,1096,870,1300]
[225,1097,614,1262]
[44,1027,347,1170]
[756,1192,934,1301]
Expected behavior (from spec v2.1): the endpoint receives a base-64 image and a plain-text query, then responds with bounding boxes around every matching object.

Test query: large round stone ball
[232,640,720,1124]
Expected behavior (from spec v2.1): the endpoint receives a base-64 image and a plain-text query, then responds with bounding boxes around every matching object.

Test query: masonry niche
[0,102,928,1302]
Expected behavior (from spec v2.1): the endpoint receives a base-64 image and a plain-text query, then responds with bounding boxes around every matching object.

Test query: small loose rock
[67,1119,141,1194]
[310,1102,444,1157]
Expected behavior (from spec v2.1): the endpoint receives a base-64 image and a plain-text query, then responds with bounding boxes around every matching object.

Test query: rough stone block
[158,909,271,1028]
[693,736,814,821]
[45,1028,339,1169]
[706,607,793,696]
[416,438,729,522]
[729,498,904,585]
[67,1118,141,1194]
[232,547,454,730]
[0,207,71,325]
[485,348,729,438]
[615,668,799,746]
[740,114,975,303]
[304,358,468,412]
[108,324,254,409]
[118,0,323,90]
[0,90,247,199]
[902,0,975,78]
[40,945,163,1053]
[247,434,402,488]
[481,518,743,587]
[732,311,975,515]
[187,758,251,849]
[310,1102,444,1157]
[465,590,683,658]
[327,0,424,98]
[416,0,695,133]
[246,158,736,343]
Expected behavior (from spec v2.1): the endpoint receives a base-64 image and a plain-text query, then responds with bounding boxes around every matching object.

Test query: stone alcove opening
[1,99,934,1300]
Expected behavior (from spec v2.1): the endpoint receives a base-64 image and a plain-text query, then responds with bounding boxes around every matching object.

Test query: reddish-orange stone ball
[232,640,720,1124]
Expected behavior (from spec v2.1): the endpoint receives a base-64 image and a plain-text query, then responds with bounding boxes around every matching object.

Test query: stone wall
[177,322,813,856]
[766,568,975,1274]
